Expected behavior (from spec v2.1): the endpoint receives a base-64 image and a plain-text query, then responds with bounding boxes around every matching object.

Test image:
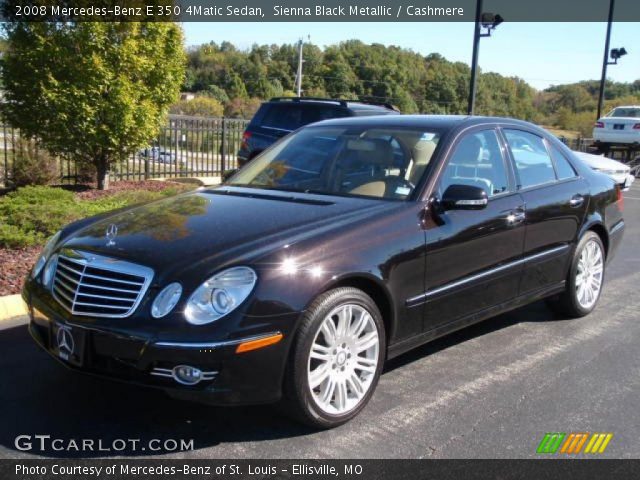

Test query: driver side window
[439,130,509,198]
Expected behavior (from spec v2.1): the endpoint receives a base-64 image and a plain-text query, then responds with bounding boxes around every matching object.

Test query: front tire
[284,287,386,428]
[548,231,605,317]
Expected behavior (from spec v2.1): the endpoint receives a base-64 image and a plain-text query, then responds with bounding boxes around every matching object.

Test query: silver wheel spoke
[307,303,380,415]
[309,363,331,389]
[356,331,378,353]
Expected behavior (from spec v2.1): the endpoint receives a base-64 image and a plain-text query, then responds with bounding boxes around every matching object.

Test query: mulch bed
[0,180,192,297]
[0,246,40,297]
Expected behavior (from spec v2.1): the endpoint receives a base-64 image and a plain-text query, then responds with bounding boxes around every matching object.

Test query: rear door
[421,127,526,331]
[501,128,589,295]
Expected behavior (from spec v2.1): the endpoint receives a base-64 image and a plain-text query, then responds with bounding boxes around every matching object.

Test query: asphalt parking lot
[1,183,639,460]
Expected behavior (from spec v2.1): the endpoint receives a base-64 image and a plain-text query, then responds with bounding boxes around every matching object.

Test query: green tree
[1,22,185,190]
[170,96,224,117]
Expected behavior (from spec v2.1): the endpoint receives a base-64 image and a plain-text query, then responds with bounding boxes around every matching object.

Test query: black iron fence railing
[0,115,250,187]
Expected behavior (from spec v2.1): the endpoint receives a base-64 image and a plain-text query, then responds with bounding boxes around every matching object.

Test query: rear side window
[262,105,304,130]
[261,104,346,131]
[504,130,556,189]
[549,144,577,180]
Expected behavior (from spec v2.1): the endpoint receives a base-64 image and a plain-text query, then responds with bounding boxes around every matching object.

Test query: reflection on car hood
[573,152,630,172]
[59,187,396,276]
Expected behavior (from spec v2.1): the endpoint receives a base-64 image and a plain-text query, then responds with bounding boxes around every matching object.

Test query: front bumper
[26,290,296,406]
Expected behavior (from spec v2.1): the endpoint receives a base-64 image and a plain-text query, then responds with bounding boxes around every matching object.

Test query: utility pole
[596,0,615,120]
[295,39,304,97]
[467,0,483,115]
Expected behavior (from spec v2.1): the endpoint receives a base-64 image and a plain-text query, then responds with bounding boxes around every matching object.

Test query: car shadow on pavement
[0,323,314,458]
[0,300,563,458]
[384,299,564,373]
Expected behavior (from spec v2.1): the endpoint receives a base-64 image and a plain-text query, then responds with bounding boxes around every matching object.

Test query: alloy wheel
[575,239,604,309]
[307,303,380,415]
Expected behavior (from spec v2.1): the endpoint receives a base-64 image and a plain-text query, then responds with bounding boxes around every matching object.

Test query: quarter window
[439,130,509,197]
[504,130,556,188]
[549,144,577,180]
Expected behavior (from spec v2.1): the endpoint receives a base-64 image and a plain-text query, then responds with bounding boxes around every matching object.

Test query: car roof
[266,97,397,112]
[307,114,540,131]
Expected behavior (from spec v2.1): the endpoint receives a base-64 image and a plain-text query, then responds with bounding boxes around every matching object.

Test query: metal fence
[0,115,250,187]
[1,121,638,188]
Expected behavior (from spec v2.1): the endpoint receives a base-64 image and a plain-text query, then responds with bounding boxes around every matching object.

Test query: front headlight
[184,267,257,325]
[31,231,61,280]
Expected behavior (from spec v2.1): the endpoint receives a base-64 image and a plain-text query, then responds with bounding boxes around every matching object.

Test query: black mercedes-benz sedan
[24,115,625,428]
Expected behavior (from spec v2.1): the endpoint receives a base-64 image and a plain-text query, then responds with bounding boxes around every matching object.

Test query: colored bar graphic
[539,432,613,454]
[537,433,566,454]
[560,433,589,454]
[584,433,614,454]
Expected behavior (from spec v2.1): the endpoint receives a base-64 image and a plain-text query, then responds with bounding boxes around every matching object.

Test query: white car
[593,105,640,146]
[574,151,635,191]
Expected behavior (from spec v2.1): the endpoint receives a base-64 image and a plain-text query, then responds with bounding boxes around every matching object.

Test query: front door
[420,128,526,331]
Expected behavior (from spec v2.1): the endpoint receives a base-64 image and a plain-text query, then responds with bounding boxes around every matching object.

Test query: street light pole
[597,0,615,120]
[467,0,483,115]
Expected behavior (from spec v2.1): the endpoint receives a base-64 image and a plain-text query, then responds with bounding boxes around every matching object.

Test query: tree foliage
[1,22,186,189]
[183,40,639,137]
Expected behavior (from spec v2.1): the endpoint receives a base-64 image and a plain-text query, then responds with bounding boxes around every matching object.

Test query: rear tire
[283,287,385,429]
[547,231,605,318]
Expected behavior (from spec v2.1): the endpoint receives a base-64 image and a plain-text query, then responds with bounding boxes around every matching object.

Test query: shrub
[0,185,191,249]
[0,186,81,248]
[10,138,59,187]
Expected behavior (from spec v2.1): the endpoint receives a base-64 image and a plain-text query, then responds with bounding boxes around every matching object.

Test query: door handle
[569,195,584,208]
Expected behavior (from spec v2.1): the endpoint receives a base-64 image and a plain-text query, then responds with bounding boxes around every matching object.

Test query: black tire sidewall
[288,287,386,429]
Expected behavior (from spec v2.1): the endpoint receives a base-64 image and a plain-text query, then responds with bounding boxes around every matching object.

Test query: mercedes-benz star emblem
[105,224,118,247]
[56,326,74,360]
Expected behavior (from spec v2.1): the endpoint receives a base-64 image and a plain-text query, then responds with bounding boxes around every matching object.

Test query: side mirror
[441,184,488,210]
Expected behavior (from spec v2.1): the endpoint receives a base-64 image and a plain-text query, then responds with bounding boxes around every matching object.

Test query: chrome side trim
[406,244,570,306]
[153,331,283,349]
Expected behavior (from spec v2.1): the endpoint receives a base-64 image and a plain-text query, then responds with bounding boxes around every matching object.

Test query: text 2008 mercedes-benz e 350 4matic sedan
[24,115,624,428]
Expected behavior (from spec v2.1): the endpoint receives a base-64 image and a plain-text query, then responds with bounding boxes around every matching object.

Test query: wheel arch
[580,219,609,259]
[319,274,395,347]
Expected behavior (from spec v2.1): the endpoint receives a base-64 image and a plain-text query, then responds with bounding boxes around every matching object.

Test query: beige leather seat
[407,140,437,185]
[349,140,394,198]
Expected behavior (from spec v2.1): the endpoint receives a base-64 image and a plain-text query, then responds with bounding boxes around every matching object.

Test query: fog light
[172,365,203,385]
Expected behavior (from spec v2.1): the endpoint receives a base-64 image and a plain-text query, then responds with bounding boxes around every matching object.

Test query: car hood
[59,187,395,277]
[574,152,629,172]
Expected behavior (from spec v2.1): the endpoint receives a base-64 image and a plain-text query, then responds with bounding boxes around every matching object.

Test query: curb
[0,294,27,321]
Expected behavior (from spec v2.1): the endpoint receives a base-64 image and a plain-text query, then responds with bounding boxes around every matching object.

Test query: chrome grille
[52,249,154,318]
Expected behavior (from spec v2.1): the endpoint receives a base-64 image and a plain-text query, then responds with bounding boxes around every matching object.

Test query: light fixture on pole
[467,0,503,115]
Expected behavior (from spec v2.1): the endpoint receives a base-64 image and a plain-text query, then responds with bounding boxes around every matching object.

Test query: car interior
[236,128,442,200]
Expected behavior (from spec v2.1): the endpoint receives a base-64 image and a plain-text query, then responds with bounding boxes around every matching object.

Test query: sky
[182,22,639,91]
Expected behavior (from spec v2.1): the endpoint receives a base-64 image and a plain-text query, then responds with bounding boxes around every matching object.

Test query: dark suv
[236,97,399,167]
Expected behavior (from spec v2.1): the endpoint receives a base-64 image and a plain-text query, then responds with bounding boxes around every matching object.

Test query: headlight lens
[185,267,257,325]
[42,254,59,289]
[151,282,183,318]
[31,231,61,280]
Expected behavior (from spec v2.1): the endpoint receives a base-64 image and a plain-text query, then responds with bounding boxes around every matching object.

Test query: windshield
[228,126,442,200]
[608,107,640,118]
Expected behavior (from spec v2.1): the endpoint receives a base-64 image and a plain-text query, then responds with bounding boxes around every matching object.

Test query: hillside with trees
[183,40,640,137]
